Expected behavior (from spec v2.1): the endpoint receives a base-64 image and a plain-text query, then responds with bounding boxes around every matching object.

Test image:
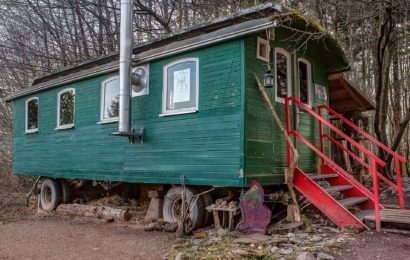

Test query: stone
[317,252,334,260]
[297,233,309,238]
[280,248,294,255]
[234,233,270,244]
[163,222,178,232]
[296,252,315,260]
[192,239,204,246]
[336,237,345,243]
[343,225,362,234]
[174,252,183,260]
[144,222,161,232]
[231,249,248,256]
[287,232,295,238]
[321,227,340,233]
[217,228,229,237]
[309,236,322,242]
[270,246,279,253]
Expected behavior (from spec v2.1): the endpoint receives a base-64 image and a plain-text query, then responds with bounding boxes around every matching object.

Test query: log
[56,203,132,221]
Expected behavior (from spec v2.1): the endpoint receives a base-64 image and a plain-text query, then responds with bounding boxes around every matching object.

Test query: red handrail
[318,105,407,163]
[323,134,397,190]
[285,96,384,231]
[318,105,406,209]
[285,97,385,166]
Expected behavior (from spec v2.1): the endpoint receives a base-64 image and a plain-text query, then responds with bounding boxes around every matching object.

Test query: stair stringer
[293,167,369,230]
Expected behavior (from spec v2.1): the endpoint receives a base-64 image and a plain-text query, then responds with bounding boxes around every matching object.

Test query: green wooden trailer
[4,3,374,229]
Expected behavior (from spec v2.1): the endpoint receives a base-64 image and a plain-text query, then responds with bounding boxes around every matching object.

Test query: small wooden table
[206,205,241,230]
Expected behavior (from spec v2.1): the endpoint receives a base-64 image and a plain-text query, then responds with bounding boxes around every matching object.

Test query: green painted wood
[12,30,333,188]
[243,29,330,186]
[12,40,244,187]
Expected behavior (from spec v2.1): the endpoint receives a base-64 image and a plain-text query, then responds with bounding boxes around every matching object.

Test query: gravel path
[0,218,175,260]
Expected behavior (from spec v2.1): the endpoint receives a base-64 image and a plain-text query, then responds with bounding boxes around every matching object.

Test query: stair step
[324,185,353,193]
[338,197,369,207]
[309,174,339,180]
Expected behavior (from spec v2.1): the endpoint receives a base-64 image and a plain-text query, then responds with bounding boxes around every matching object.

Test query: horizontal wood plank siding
[243,30,330,186]
[12,40,244,187]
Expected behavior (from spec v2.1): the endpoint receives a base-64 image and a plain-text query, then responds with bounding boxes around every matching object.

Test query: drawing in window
[162,58,198,115]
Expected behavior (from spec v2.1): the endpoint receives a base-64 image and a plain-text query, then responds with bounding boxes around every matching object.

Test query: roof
[4,2,349,102]
[328,73,375,113]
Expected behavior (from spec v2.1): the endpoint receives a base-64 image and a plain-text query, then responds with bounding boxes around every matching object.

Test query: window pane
[259,42,267,58]
[59,90,74,126]
[276,52,288,98]
[166,61,197,111]
[103,79,119,119]
[299,61,309,104]
[27,99,38,130]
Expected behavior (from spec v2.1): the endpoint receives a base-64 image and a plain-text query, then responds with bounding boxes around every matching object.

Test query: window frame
[25,97,39,134]
[297,58,313,107]
[56,88,75,130]
[161,57,199,116]
[256,37,270,62]
[99,76,120,124]
[274,48,292,103]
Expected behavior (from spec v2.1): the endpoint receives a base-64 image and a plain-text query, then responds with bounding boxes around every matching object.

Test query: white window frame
[25,97,39,133]
[56,88,75,130]
[161,57,199,116]
[274,48,292,103]
[256,37,270,62]
[99,76,120,124]
[298,58,313,107]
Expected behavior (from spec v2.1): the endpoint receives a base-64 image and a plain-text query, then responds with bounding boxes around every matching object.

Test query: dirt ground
[0,186,175,260]
[1,184,410,260]
[337,231,410,260]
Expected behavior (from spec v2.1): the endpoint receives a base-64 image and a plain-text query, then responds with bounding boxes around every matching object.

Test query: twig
[254,74,301,221]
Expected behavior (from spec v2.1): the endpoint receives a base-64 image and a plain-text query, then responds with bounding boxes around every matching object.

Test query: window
[298,58,312,105]
[25,97,38,133]
[275,48,291,103]
[256,37,269,62]
[101,76,120,122]
[162,58,199,116]
[57,88,75,129]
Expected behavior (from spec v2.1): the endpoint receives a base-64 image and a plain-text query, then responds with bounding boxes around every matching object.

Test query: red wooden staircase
[284,96,407,232]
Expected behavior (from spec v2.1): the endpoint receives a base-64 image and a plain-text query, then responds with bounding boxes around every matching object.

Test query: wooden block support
[145,190,164,223]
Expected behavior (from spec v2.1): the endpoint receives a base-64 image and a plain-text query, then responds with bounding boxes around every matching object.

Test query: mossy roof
[271,8,350,73]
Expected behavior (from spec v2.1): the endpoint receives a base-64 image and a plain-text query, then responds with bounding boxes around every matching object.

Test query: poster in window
[315,84,327,101]
[173,68,190,103]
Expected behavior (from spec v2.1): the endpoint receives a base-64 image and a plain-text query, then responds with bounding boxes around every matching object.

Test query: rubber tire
[40,178,62,212]
[60,179,72,204]
[202,192,213,226]
[163,186,205,231]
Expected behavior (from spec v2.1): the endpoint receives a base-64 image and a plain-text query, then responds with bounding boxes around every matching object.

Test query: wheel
[163,186,205,231]
[202,192,213,226]
[40,178,62,211]
[60,179,72,204]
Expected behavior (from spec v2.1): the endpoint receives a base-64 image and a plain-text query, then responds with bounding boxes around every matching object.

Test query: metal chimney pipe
[118,0,133,133]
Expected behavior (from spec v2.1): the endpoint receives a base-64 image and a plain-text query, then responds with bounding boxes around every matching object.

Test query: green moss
[272,8,326,33]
